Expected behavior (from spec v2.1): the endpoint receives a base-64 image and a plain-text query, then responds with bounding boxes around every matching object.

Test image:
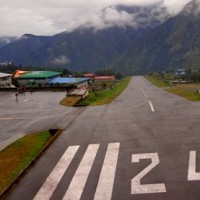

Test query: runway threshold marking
[33,146,79,200]
[63,144,100,200]
[33,143,120,200]
[32,144,200,199]
[94,143,120,200]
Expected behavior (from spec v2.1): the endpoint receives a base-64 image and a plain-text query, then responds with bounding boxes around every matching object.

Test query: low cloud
[0,0,192,37]
[51,55,71,65]
[163,0,191,14]
[83,7,137,30]
[82,3,170,30]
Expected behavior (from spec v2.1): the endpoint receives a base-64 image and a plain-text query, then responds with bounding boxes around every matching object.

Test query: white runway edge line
[63,144,100,200]
[94,143,120,200]
[33,145,80,200]
[149,101,155,112]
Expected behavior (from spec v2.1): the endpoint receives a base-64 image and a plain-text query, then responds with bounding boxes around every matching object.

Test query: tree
[62,68,71,76]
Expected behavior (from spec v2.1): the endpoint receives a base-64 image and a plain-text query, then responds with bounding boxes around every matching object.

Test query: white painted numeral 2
[131,153,166,194]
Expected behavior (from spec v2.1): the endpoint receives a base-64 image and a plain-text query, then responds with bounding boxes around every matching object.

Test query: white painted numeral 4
[188,151,200,181]
[131,153,166,194]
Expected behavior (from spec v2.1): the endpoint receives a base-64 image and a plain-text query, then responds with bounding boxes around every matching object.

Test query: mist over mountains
[0,0,200,75]
[0,37,17,48]
[113,0,200,74]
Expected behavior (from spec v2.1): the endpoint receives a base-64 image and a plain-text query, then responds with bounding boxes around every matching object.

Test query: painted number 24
[131,151,200,194]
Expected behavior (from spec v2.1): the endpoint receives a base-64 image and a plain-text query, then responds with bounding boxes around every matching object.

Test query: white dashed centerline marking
[141,88,156,113]
[141,88,148,98]
[33,145,80,200]
[149,101,155,112]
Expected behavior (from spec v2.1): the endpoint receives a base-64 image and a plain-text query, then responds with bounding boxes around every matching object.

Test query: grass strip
[0,131,53,194]
[166,88,200,101]
[78,77,131,106]
[145,75,170,88]
[145,75,200,101]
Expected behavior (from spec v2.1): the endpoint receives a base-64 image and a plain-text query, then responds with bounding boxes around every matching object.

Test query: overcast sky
[0,0,191,37]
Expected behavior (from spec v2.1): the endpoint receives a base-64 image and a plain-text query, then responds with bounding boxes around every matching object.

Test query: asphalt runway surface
[3,76,200,200]
[0,91,74,151]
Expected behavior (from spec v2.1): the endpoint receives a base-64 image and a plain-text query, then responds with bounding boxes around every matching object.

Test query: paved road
[4,76,200,200]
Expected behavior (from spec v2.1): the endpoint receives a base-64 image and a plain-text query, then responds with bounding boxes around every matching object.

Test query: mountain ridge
[112,0,200,75]
[0,2,169,72]
[1,1,200,74]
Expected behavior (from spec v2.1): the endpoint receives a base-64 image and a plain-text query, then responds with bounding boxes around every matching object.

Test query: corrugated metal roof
[0,72,12,78]
[48,77,89,84]
[18,71,61,79]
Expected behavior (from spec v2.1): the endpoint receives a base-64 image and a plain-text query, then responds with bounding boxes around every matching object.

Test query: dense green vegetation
[77,77,131,106]
[0,131,52,194]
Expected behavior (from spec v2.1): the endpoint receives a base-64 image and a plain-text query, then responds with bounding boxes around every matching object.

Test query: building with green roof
[17,71,61,86]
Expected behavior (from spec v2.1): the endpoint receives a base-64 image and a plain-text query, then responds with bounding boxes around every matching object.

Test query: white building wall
[0,76,12,87]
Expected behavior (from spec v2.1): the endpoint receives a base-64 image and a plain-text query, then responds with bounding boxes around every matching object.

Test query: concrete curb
[0,129,62,199]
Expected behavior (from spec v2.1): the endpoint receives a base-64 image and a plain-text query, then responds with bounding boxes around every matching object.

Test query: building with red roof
[94,76,115,81]
[83,73,95,80]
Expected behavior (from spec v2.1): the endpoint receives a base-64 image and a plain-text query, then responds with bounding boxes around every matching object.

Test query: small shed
[69,89,89,98]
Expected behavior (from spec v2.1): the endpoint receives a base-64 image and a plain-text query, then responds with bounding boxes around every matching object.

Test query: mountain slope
[0,37,17,49]
[0,3,169,72]
[0,27,143,71]
[113,0,200,75]
[0,34,53,66]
